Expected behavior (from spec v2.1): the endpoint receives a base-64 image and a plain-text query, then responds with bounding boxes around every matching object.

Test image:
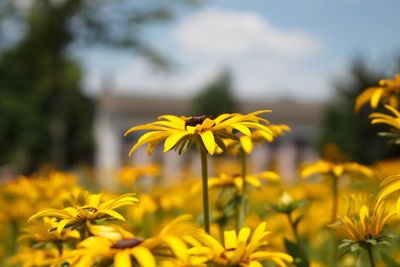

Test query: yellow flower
[218,124,290,154]
[124,110,273,156]
[28,191,138,233]
[355,73,400,111]
[118,164,160,186]
[198,222,293,267]
[0,172,79,220]
[19,217,80,243]
[301,160,373,179]
[193,172,279,195]
[329,194,395,243]
[10,246,67,267]
[369,104,400,133]
[376,174,400,216]
[66,215,203,267]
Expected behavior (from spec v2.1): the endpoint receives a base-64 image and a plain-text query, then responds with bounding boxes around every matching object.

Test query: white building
[94,91,323,188]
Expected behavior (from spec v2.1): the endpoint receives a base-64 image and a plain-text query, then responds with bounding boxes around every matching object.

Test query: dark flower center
[82,207,98,212]
[185,115,208,128]
[111,238,143,249]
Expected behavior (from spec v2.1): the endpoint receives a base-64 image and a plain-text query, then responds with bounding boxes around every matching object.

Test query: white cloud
[85,9,328,100]
[172,9,320,59]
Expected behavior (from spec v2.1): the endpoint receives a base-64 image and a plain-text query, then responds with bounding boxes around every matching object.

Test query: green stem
[287,213,300,243]
[366,245,376,267]
[331,175,338,223]
[330,175,339,267]
[55,240,63,256]
[237,150,247,230]
[9,220,18,256]
[200,149,210,234]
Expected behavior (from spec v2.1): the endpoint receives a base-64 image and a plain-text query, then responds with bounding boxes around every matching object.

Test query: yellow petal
[355,87,375,112]
[359,205,369,230]
[98,209,126,221]
[385,104,400,117]
[396,197,400,217]
[240,136,253,154]
[124,124,170,136]
[248,261,263,267]
[200,131,216,155]
[164,132,189,152]
[115,250,132,267]
[376,180,400,207]
[198,234,225,255]
[300,161,331,178]
[333,165,344,177]
[224,230,237,249]
[202,118,216,129]
[233,227,250,262]
[27,208,73,222]
[258,171,280,182]
[131,246,156,267]
[128,131,170,156]
[88,194,101,208]
[158,115,186,126]
[371,88,384,108]
[57,219,70,233]
[162,236,188,260]
[231,123,251,136]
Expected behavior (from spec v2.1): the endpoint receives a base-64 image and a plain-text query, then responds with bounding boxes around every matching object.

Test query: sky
[81,0,400,101]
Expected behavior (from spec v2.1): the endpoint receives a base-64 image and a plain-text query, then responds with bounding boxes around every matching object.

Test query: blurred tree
[0,0,194,172]
[192,70,237,117]
[318,57,400,164]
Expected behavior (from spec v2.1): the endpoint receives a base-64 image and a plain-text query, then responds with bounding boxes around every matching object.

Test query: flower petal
[131,246,156,267]
[200,131,216,155]
[115,250,132,267]
[164,132,190,152]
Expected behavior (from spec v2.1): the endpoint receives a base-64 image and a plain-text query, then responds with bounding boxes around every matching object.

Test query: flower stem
[366,245,376,267]
[331,175,338,223]
[237,150,247,230]
[287,213,300,243]
[200,149,210,234]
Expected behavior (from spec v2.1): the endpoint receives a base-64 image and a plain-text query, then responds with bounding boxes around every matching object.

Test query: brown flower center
[185,115,208,128]
[220,248,236,259]
[82,207,98,212]
[111,238,143,249]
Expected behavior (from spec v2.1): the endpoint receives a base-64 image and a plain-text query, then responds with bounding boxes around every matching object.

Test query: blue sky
[81,0,400,101]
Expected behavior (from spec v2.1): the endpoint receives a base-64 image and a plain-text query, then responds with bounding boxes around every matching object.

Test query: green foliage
[191,70,237,117]
[0,29,94,171]
[0,0,193,172]
[318,58,400,164]
[284,238,310,267]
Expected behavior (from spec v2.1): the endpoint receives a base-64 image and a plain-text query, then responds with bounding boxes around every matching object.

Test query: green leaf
[214,136,228,154]
[365,239,377,246]
[284,238,309,267]
[293,214,304,230]
[178,138,192,155]
[350,243,362,252]
[338,242,351,250]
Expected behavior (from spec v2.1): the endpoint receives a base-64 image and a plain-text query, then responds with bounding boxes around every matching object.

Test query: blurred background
[1,0,400,185]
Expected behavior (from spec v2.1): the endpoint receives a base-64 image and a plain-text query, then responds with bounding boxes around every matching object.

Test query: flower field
[2,75,400,267]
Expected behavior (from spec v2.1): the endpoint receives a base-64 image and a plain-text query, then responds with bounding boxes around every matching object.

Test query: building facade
[94,92,324,187]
